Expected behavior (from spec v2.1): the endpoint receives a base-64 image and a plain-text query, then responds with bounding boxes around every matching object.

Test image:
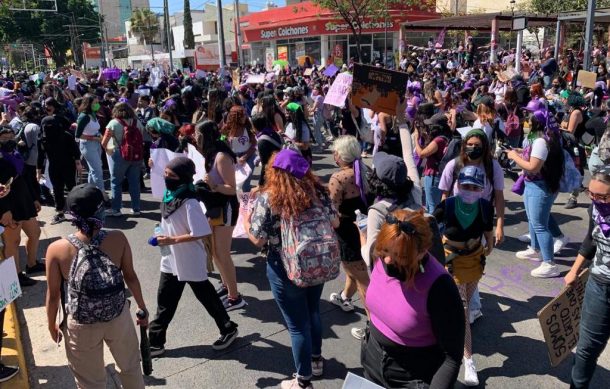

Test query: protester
[75,94,105,194]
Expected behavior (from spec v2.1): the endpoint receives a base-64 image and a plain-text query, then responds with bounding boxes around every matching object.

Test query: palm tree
[130,8,160,61]
[183,0,195,49]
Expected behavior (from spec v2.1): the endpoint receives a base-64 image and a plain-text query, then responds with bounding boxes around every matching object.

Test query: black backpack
[15,122,34,160]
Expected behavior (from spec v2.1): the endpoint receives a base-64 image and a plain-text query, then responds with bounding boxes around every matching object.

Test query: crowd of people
[0,40,609,389]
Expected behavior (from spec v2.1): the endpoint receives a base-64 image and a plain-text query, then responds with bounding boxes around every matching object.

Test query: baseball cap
[66,184,105,219]
[458,166,485,188]
[424,113,449,127]
[373,152,407,186]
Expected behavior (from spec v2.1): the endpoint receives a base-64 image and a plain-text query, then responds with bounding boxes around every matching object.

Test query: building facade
[95,0,150,42]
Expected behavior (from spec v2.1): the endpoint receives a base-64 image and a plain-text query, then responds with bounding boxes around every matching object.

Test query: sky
[149,0,286,13]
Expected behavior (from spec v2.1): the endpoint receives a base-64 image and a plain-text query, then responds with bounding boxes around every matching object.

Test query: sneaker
[469,309,483,325]
[130,210,141,216]
[554,235,570,255]
[18,272,36,287]
[280,377,313,389]
[212,326,239,351]
[216,284,228,299]
[0,363,19,383]
[517,233,531,243]
[311,356,324,377]
[351,327,365,340]
[516,247,541,261]
[329,292,354,312]
[106,210,123,217]
[565,197,577,209]
[224,295,247,311]
[531,262,560,278]
[50,213,66,225]
[463,357,479,386]
[150,346,165,357]
[25,261,45,275]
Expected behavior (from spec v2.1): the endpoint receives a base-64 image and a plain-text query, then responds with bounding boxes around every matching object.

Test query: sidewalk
[1,302,29,389]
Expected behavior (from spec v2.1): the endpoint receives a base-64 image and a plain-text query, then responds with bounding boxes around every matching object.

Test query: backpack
[438,134,461,176]
[15,122,33,160]
[279,203,341,288]
[505,107,520,137]
[118,118,144,161]
[66,231,126,324]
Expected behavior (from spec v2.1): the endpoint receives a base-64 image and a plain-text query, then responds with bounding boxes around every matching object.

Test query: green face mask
[91,102,101,113]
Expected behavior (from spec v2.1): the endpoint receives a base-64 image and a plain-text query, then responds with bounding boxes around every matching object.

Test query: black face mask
[164,177,182,191]
[465,145,483,160]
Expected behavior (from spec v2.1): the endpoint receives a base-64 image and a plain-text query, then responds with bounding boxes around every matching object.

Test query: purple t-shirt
[423,136,449,177]
[367,256,447,347]
[438,159,504,201]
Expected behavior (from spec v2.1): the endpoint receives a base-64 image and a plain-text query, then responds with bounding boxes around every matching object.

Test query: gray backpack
[66,231,126,324]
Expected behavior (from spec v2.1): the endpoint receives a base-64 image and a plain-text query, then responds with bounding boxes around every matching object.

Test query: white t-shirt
[160,199,212,282]
[285,122,311,143]
[473,119,494,142]
[228,128,252,155]
[530,138,549,161]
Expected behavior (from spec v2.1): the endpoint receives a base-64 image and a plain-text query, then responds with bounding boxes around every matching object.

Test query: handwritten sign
[324,73,352,108]
[246,74,265,85]
[577,70,596,89]
[0,257,22,312]
[352,64,409,115]
[537,269,589,367]
[150,144,205,199]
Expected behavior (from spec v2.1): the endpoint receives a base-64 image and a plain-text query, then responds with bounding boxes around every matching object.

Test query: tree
[310,0,433,63]
[183,0,195,50]
[130,8,160,61]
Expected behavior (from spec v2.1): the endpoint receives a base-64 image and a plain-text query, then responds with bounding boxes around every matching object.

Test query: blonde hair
[331,135,361,164]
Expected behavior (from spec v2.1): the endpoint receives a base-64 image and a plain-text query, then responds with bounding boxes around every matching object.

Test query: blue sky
[149,0,286,13]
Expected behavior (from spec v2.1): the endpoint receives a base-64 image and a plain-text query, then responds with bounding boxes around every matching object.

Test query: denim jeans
[423,175,442,214]
[523,180,557,262]
[312,111,325,146]
[549,214,563,238]
[469,287,482,312]
[266,250,324,380]
[107,151,141,213]
[80,140,105,192]
[543,75,552,90]
[570,277,610,388]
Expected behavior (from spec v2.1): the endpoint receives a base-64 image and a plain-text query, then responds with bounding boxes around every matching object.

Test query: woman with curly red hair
[222,105,257,192]
[245,149,340,389]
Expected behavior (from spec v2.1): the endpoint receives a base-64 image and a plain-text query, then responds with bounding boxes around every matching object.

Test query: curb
[1,302,30,389]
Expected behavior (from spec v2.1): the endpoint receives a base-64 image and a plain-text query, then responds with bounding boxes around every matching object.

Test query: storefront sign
[325,72,352,108]
[352,63,409,115]
[260,25,310,40]
[265,48,274,72]
[278,46,288,61]
[324,20,394,34]
[538,269,589,367]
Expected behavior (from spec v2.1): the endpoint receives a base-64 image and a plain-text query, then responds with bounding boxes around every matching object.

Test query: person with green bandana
[75,94,106,196]
[433,165,494,387]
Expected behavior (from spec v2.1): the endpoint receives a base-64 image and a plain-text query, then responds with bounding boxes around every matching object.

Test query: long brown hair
[374,209,432,286]
[111,102,136,120]
[222,105,249,138]
[263,152,327,218]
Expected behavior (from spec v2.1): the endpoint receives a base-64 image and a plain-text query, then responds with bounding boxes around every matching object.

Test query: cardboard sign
[303,68,313,76]
[352,64,409,116]
[577,70,597,89]
[325,72,353,108]
[537,269,589,367]
[0,257,22,312]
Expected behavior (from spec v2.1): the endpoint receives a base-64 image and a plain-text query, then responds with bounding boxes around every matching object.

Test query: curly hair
[374,209,433,287]
[222,105,249,138]
[263,152,327,218]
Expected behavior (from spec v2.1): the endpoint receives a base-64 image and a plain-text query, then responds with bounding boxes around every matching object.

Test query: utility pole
[164,0,174,72]
[583,0,596,71]
[234,0,243,67]
[217,0,227,68]
[97,0,107,68]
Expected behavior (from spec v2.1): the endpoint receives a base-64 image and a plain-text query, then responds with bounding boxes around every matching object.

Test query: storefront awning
[402,12,557,32]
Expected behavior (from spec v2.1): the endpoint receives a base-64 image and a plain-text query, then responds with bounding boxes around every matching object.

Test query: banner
[0,257,21,312]
[351,63,409,115]
[150,144,205,199]
[537,269,589,367]
[324,72,353,108]
[265,48,274,72]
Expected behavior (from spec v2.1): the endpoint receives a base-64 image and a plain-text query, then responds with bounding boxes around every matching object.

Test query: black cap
[66,184,104,219]
[373,152,408,186]
[424,113,449,127]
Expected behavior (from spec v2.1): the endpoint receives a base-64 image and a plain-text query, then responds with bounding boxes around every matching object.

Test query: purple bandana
[353,158,367,205]
[272,149,309,179]
[593,200,610,237]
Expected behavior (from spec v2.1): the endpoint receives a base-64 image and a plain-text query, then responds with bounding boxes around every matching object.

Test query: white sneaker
[531,262,560,278]
[517,233,531,243]
[463,357,479,386]
[351,327,365,340]
[553,235,570,254]
[469,309,483,325]
[516,247,541,261]
[329,292,354,312]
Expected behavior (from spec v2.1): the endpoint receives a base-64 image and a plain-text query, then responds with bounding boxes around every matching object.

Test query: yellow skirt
[443,243,485,285]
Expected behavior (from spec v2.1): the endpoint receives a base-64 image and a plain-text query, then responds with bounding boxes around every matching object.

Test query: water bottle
[355,210,368,233]
[150,223,171,257]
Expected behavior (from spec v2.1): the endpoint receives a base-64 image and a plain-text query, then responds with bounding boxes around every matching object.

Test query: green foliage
[183,0,195,50]
[130,8,160,45]
[527,0,610,13]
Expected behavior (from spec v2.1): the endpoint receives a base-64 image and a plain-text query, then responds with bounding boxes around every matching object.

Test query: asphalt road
[16,149,610,389]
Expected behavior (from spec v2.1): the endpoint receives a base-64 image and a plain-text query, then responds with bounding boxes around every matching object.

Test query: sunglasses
[585,189,610,202]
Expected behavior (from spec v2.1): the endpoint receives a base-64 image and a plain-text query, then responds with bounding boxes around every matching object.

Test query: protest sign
[150,144,205,199]
[351,64,409,115]
[577,70,596,89]
[325,73,353,108]
[303,68,313,76]
[0,257,22,312]
[67,75,77,91]
[342,372,384,389]
[233,69,241,89]
[246,74,265,84]
[323,64,339,77]
[537,269,589,367]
